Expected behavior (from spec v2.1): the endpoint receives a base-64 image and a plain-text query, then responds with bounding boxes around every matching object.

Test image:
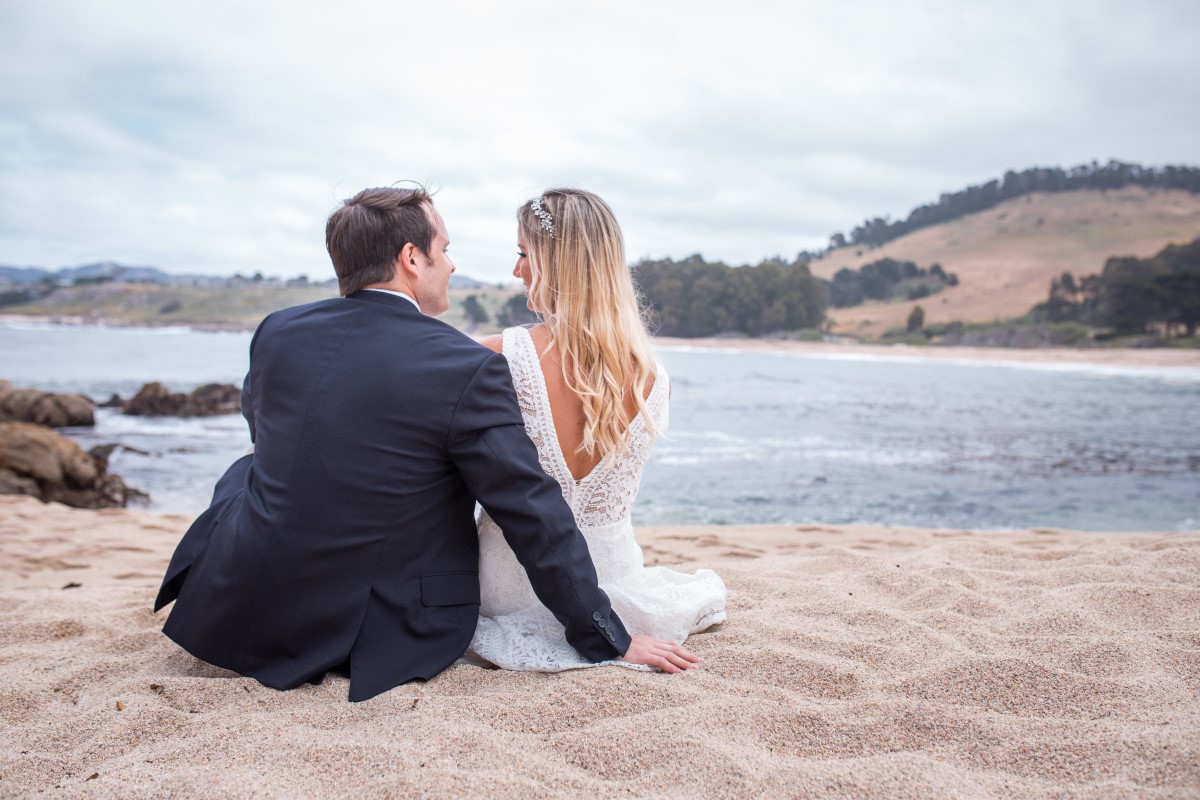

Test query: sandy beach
[655,337,1200,371]
[2,497,1197,798]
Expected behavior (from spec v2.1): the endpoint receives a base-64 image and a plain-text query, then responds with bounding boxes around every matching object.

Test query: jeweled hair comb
[530,196,555,237]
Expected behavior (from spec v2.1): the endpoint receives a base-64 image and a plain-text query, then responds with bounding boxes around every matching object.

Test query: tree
[822,258,954,308]
[906,305,925,333]
[461,294,489,328]
[1096,256,1166,334]
[1155,239,1200,336]
[495,294,538,328]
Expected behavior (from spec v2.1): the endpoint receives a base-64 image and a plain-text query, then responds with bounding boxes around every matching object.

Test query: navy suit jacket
[154,290,630,701]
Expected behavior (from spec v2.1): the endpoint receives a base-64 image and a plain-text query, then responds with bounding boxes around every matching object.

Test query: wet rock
[121,382,241,417]
[0,381,95,427]
[0,422,143,509]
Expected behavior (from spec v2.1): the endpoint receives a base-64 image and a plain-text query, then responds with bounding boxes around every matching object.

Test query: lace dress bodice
[500,325,669,528]
[469,327,725,671]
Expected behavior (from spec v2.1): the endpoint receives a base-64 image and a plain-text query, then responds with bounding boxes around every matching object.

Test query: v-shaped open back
[501,326,669,526]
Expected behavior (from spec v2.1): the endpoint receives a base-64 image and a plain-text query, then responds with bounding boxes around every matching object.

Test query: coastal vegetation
[1031,237,1200,337]
[809,184,1200,338]
[878,237,1200,347]
[635,255,825,337]
[828,160,1200,250]
[824,258,957,308]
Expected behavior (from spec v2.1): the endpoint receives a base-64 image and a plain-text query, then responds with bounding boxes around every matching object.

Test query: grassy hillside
[1,282,523,334]
[809,187,1200,338]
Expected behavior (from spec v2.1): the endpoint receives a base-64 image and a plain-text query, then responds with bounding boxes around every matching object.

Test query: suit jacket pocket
[420,571,481,607]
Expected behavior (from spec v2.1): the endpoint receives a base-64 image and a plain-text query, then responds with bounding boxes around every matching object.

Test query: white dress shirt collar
[362,288,420,311]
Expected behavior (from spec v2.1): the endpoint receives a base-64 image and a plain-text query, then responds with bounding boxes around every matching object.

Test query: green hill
[808,187,1200,338]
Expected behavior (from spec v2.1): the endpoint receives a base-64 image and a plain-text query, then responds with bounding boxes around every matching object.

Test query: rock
[0,381,95,427]
[190,383,242,413]
[0,422,142,509]
[0,422,97,486]
[0,468,40,497]
[121,382,240,417]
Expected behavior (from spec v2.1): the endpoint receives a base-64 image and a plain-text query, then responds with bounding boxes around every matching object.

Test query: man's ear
[395,243,420,279]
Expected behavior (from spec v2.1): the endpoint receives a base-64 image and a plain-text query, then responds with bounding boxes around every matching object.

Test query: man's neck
[362,282,420,311]
[363,277,416,296]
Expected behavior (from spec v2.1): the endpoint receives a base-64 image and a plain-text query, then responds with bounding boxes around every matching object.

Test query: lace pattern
[502,326,669,527]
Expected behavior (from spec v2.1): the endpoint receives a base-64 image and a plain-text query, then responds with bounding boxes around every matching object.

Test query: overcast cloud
[2,0,1198,282]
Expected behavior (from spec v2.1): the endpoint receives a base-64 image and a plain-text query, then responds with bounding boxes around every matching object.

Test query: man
[155,186,699,701]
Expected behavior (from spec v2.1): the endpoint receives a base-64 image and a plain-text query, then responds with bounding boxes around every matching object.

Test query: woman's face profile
[514,225,536,310]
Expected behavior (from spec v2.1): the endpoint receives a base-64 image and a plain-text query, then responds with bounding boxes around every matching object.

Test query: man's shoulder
[258,296,345,329]
[414,319,503,378]
[256,296,497,369]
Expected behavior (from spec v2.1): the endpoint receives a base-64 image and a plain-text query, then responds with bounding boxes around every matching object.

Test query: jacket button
[598,619,607,628]
[592,612,602,621]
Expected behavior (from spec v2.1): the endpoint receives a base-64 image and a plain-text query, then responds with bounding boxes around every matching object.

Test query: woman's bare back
[480,325,655,481]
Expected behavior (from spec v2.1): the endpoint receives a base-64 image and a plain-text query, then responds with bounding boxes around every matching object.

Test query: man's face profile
[411,205,455,316]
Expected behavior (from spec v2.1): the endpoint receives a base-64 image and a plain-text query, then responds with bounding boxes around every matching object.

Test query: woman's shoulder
[477,321,540,352]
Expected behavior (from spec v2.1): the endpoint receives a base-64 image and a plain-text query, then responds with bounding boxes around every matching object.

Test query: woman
[468,189,726,671]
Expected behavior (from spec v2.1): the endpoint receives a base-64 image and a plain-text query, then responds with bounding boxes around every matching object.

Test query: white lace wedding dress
[468,327,726,671]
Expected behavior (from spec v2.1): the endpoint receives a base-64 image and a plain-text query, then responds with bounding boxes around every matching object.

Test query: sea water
[3,322,1197,531]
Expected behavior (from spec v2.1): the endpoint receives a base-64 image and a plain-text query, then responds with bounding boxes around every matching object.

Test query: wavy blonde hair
[518,188,658,457]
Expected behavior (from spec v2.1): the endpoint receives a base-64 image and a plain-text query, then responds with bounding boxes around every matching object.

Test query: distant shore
[0,313,252,333]
[5,313,1200,370]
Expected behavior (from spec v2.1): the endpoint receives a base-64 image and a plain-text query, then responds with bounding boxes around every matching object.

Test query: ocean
[3,321,1198,531]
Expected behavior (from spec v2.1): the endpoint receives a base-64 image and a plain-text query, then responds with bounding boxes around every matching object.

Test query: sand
[655,337,1200,372]
[1,496,1197,798]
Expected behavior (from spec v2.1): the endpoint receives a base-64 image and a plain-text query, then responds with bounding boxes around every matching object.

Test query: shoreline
[0,312,252,333]
[654,336,1200,369]
[5,313,1200,369]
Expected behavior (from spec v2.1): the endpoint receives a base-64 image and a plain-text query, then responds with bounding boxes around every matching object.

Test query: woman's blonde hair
[518,188,658,457]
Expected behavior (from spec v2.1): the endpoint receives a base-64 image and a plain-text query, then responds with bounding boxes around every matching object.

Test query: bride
[468,189,727,672]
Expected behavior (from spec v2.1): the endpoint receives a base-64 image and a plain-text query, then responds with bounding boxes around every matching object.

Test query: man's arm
[241,317,270,444]
[448,353,628,660]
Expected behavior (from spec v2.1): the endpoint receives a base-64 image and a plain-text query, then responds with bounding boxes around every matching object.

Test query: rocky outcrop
[120,382,241,417]
[0,381,95,427]
[0,422,143,509]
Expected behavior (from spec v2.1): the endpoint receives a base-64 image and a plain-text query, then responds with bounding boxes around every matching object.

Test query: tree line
[634,255,826,337]
[466,255,951,338]
[1032,236,1200,337]
[829,161,1200,251]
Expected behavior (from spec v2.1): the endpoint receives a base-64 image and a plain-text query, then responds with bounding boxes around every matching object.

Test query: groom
[155,186,698,701]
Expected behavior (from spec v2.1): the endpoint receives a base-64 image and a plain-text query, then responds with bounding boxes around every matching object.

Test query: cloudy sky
[2,0,1198,283]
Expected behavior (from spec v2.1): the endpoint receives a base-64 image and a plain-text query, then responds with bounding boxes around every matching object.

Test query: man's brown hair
[325,186,434,296]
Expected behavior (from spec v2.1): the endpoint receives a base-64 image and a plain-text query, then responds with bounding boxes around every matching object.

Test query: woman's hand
[621,634,703,673]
